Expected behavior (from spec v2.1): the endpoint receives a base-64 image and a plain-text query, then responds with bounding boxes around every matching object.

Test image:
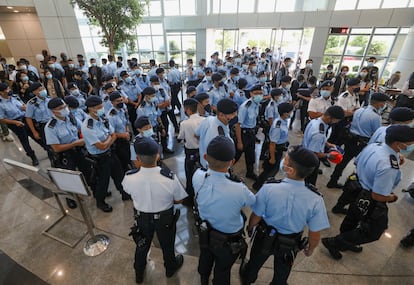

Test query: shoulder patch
[109,109,117,116]
[160,167,174,179]
[48,118,57,128]
[390,154,399,169]
[68,114,77,126]
[270,101,274,106]
[275,120,282,128]
[126,168,140,175]
[342,92,348,98]
[319,123,325,134]
[305,183,323,197]
[87,118,94,129]
[264,178,282,184]
[217,125,225,136]
[246,100,252,107]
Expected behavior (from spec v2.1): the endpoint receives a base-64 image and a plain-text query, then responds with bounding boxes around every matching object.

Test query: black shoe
[135,269,145,284]
[97,202,113,212]
[106,191,112,197]
[343,245,363,253]
[332,205,348,215]
[66,198,77,209]
[200,275,209,285]
[322,238,342,260]
[318,169,323,174]
[121,192,132,201]
[252,182,260,191]
[400,231,414,248]
[166,254,184,277]
[320,158,331,167]
[327,180,344,189]
[163,148,174,154]
[182,197,194,207]
[30,154,39,166]
[246,173,258,181]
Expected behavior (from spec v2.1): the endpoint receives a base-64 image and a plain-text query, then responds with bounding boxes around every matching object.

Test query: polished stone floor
[1,121,414,285]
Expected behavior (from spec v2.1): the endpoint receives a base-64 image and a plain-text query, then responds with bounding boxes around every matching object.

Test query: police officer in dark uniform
[193,136,255,285]
[0,82,39,165]
[44,97,86,209]
[241,146,329,285]
[122,137,187,283]
[322,125,414,259]
[81,96,116,212]
[327,93,388,189]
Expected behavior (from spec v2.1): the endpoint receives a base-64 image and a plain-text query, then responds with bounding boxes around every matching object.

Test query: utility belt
[350,132,369,146]
[86,150,111,161]
[355,189,387,220]
[52,147,84,166]
[184,147,199,160]
[33,120,47,131]
[241,128,256,135]
[275,142,289,152]
[113,138,130,148]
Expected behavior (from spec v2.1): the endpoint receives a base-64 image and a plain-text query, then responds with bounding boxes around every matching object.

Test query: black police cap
[250,84,262,92]
[0,82,8,91]
[155,67,164,75]
[183,98,199,107]
[347,77,360,86]
[120,71,128,78]
[386,125,414,143]
[278,103,294,115]
[186,86,196,94]
[389,107,414,122]
[134,116,151,129]
[64,95,79,108]
[142,87,156,96]
[85,95,103,107]
[194,92,209,102]
[204,67,213,73]
[326,105,345,120]
[28,82,42,93]
[74,70,83,77]
[47,97,65,109]
[319,80,334,89]
[103,83,114,90]
[270,88,283,97]
[281,75,291,83]
[370,93,388,102]
[288,145,319,168]
[109,91,122,102]
[207,136,235,162]
[134,137,159,155]
[230,68,239,75]
[217,98,238,115]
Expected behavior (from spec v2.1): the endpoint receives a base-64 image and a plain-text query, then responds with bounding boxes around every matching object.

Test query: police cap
[28,82,42,93]
[211,73,222,82]
[370,93,388,102]
[204,67,213,74]
[386,125,414,143]
[250,84,262,92]
[134,116,151,129]
[0,82,8,91]
[230,68,239,75]
[134,137,159,156]
[288,145,319,168]
[278,103,294,116]
[270,88,283,97]
[347,77,360,86]
[183,98,199,107]
[85,95,102,107]
[47,97,65,109]
[281,75,292,83]
[319,80,334,89]
[67,82,78,90]
[186,86,196,94]
[64,95,79,108]
[103,83,114,90]
[120,70,128,78]
[149,76,159,83]
[207,136,235,161]
[217,98,238,114]
[74,70,83,77]
[109,91,122,101]
[194,92,209,102]
[142,87,156,96]
[389,107,414,122]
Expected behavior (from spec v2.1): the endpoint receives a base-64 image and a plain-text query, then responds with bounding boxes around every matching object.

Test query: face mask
[125,77,132,84]
[69,63,75,68]
[233,76,239,81]
[359,72,367,77]
[320,90,331,98]
[38,89,47,98]
[96,108,105,118]
[377,105,386,113]
[149,96,158,103]
[22,76,29,82]
[235,59,242,65]
[46,74,53,79]
[306,63,313,68]
[253,94,263,104]
[221,77,226,83]
[20,65,27,70]
[367,62,374,67]
[204,104,211,113]
[143,128,154,138]
[59,107,70,117]
[260,77,267,83]
[135,69,141,75]
[327,69,333,73]
[400,143,414,156]
[228,116,238,126]
[116,102,124,109]
[353,87,360,94]
[48,64,55,69]
[242,64,248,70]
[279,158,287,176]
[205,76,211,81]
[285,84,291,89]
[275,96,283,103]
[341,71,348,75]
[71,90,80,96]
[91,63,97,67]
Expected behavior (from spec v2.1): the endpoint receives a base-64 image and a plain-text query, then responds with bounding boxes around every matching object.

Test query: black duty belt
[134,207,173,219]
[88,150,111,159]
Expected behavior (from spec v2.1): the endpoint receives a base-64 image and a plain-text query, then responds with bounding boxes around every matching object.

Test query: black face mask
[228,116,238,126]
[204,104,211,113]
[116,102,124,109]
[353,87,360,94]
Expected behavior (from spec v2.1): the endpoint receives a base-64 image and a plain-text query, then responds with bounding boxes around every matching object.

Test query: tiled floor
[1,122,414,285]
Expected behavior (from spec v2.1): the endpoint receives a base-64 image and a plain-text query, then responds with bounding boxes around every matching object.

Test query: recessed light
[7,6,13,9]
[13,10,19,13]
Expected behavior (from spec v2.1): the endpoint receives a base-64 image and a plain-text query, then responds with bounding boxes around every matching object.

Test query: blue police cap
[278,103,294,115]
[207,136,235,161]
[67,82,78,89]
[270,88,283,97]
[389,107,414,122]
[64,95,79,108]
[319,80,334,89]
[0,82,8,91]
[186,86,196,94]
[142,87,156,96]
[281,75,291,83]
[217,98,238,114]
[109,91,122,101]
[85,95,102,107]
[347,77,360,86]
[250,85,263,92]
[120,71,128,78]
[194,92,209,102]
[288,145,319,168]
[28,82,42,93]
[134,116,151,129]
[386,125,414,142]
[47,97,65,109]
[134,137,159,155]
[103,83,114,90]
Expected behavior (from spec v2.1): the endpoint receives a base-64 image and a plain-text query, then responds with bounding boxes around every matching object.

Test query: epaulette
[225,172,243,183]
[319,123,325,134]
[160,167,174,180]
[390,154,399,169]
[246,100,252,107]
[68,114,77,126]
[87,118,94,129]
[126,168,140,175]
[275,120,282,128]
[48,118,57,128]
[103,119,110,129]
[270,101,274,106]
[28,97,37,104]
[264,178,282,184]
[109,109,117,116]
[342,92,349,98]
[217,125,225,136]
[305,183,323,197]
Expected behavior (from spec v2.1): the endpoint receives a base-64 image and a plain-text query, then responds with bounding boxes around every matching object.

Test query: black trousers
[110,149,126,192]
[170,83,182,111]
[184,148,199,198]
[92,151,112,205]
[328,117,352,146]
[300,101,309,132]
[256,149,284,189]
[305,160,320,186]
[160,111,170,134]
[7,122,35,157]
[134,208,177,273]
[167,109,179,131]
[243,235,297,285]
[235,128,256,174]
[114,139,130,173]
[127,104,138,135]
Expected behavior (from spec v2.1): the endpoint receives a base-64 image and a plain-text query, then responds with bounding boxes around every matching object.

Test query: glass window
[151,23,164,35]
[239,29,272,52]
[342,56,363,74]
[279,30,303,63]
[221,0,238,14]
[346,35,370,56]
[181,0,196,15]
[168,35,182,54]
[350,28,373,34]
[299,28,315,63]
[334,0,357,10]
[213,0,220,14]
[148,0,162,16]
[78,23,92,37]
[137,24,151,35]
[139,51,153,63]
[258,0,276,12]
[214,30,224,55]
[223,30,238,51]
[164,0,180,16]
[381,0,409,8]
[382,58,397,80]
[81,37,95,54]
[138,36,152,51]
[390,35,406,58]
[152,36,165,52]
[357,0,381,9]
[275,0,296,12]
[92,37,107,53]
[400,28,410,34]
[320,55,342,78]
[324,35,347,55]
[367,35,395,56]
[410,0,414,7]
[303,0,329,11]
[374,28,398,34]
[238,0,255,13]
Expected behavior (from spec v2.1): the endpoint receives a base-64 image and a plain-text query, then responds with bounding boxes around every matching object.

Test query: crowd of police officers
[1,49,414,285]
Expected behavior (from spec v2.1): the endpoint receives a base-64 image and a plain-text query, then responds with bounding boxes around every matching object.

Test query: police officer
[167,59,182,113]
[265,88,283,126]
[233,78,248,107]
[234,84,263,181]
[209,73,229,113]
[195,98,238,168]
[302,106,345,186]
[241,146,329,285]
[279,76,292,104]
[196,67,213,94]
[193,136,255,285]
[67,82,87,110]
[177,98,205,206]
[322,125,414,259]
[227,68,240,98]
[119,70,141,127]
[327,93,388,189]
[0,82,39,165]
[44,97,85,209]
[64,95,87,122]
[81,96,116,212]
[307,80,334,120]
[253,103,293,191]
[156,69,180,133]
[194,92,211,117]
[123,137,187,283]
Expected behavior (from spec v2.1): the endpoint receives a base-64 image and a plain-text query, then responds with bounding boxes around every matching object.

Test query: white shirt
[8,70,17,82]
[122,167,188,212]
[308,97,331,114]
[336,91,360,111]
[177,113,205,149]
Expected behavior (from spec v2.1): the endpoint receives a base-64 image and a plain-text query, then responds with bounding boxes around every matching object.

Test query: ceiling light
[13,10,19,13]
[7,6,13,9]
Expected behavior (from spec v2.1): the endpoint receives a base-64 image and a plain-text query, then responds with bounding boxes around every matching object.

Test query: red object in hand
[328,151,343,164]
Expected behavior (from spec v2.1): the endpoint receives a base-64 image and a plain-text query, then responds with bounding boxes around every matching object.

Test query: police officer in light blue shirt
[233,78,248,107]
[226,68,240,98]
[279,75,293,103]
[302,106,345,186]
[119,70,142,127]
[244,61,258,89]
[64,95,87,122]
[193,136,255,285]
[67,82,86,109]
[81,95,116,212]
[196,68,213,94]
[208,73,230,112]
[264,88,283,125]
[328,93,388,188]
[195,98,238,168]
[241,146,329,285]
